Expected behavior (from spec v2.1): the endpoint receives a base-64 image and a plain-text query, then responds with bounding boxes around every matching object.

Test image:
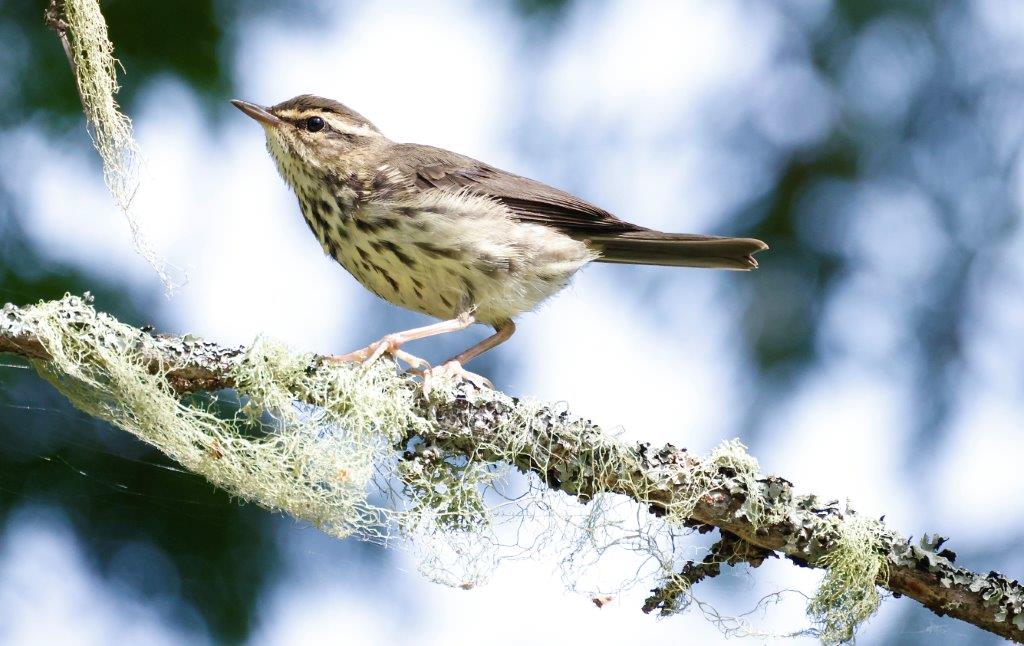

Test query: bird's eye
[305,116,325,132]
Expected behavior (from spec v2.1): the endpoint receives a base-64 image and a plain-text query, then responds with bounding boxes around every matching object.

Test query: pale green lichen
[396,439,501,588]
[60,0,173,292]
[808,512,889,644]
[23,295,418,540]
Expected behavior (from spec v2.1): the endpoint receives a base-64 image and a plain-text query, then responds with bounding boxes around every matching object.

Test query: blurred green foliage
[3,1,224,124]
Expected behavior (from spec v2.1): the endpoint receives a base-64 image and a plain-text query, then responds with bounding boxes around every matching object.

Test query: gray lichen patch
[888,534,1024,633]
[658,439,791,531]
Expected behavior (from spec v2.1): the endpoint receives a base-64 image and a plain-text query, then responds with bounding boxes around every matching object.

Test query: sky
[2,0,1023,644]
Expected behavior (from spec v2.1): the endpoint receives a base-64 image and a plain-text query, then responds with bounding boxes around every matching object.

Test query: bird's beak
[231,99,283,127]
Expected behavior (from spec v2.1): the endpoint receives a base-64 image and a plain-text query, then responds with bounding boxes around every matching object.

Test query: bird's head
[232,94,385,182]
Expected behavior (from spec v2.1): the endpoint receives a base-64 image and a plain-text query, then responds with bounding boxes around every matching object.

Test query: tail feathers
[587,232,768,270]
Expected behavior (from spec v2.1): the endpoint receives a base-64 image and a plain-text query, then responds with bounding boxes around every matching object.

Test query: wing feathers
[397,144,639,235]
[388,143,767,269]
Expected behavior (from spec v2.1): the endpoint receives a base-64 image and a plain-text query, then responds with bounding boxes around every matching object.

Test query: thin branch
[1,296,1022,642]
[642,530,777,615]
[44,0,76,75]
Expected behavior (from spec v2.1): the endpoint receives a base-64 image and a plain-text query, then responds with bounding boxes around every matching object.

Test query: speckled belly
[300,193,596,325]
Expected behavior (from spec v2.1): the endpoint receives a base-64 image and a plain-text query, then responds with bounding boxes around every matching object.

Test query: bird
[232,95,767,389]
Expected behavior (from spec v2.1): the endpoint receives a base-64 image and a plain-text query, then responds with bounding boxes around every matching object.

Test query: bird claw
[325,336,430,373]
[394,350,431,373]
[363,334,403,365]
[421,361,493,396]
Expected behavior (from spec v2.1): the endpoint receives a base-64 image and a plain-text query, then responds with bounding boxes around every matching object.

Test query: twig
[642,530,776,615]
[44,0,76,75]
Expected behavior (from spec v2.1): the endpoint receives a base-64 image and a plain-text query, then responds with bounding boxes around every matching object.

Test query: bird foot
[325,335,431,373]
[421,360,493,396]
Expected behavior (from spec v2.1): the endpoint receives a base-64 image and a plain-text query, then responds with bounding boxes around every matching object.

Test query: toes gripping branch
[327,313,514,392]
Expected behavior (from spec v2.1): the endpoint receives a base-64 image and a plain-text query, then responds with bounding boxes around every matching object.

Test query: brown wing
[386,143,767,269]
[387,143,645,236]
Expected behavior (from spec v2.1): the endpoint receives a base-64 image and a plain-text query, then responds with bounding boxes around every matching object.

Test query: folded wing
[389,143,767,270]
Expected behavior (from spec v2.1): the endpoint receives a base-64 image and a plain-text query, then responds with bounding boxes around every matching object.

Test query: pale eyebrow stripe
[276,109,378,137]
[324,120,379,138]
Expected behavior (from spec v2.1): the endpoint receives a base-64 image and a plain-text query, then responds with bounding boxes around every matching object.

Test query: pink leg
[327,312,476,371]
[423,320,516,392]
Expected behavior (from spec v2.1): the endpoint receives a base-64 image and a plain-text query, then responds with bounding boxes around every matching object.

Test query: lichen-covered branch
[1,295,1022,643]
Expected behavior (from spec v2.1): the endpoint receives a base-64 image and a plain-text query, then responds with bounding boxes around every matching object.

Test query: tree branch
[2,295,1022,642]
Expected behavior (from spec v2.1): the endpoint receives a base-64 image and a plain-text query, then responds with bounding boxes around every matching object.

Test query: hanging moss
[57,0,172,291]
[808,513,888,644]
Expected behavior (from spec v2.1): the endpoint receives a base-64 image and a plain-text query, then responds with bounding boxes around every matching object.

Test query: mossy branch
[1,295,1022,643]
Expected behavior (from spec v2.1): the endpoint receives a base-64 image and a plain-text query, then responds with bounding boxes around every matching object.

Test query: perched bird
[232,95,767,388]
